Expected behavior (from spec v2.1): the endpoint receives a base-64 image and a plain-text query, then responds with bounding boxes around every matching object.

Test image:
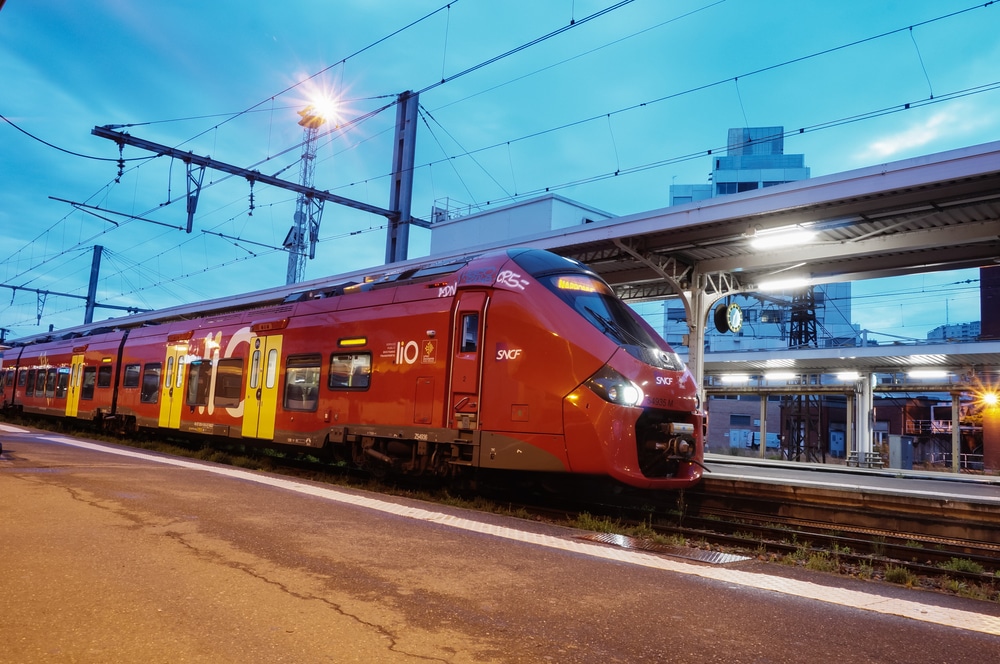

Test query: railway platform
[700,454,1000,544]
[2,425,999,662]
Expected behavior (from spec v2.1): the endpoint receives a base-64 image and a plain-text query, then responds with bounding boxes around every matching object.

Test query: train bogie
[1,249,704,490]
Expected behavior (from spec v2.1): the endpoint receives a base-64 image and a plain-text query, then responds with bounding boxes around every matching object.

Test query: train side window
[249,350,261,389]
[140,363,160,403]
[123,364,141,388]
[97,365,113,388]
[25,369,36,396]
[264,349,278,390]
[460,313,479,353]
[56,368,70,398]
[284,354,321,411]
[328,352,371,390]
[214,358,243,408]
[175,357,185,389]
[81,367,97,400]
[35,370,47,396]
[165,356,175,392]
[18,370,27,388]
[185,360,211,406]
[45,369,57,397]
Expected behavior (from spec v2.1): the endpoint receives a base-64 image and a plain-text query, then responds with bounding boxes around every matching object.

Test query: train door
[65,353,85,417]
[242,333,283,440]
[449,291,487,430]
[158,337,191,428]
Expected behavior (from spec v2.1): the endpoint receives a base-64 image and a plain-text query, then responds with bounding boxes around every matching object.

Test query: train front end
[511,250,704,490]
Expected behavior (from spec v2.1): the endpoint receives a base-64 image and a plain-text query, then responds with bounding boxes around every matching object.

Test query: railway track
[559,481,1000,599]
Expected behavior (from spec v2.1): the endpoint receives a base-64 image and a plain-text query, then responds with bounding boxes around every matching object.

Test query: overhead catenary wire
[1,1,996,335]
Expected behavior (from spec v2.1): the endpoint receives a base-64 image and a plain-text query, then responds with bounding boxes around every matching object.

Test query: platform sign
[242,334,283,440]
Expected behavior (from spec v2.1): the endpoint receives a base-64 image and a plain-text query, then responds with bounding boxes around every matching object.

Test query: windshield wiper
[585,305,645,346]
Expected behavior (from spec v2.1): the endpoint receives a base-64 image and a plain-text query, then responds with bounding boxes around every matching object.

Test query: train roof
[4,247,593,348]
[6,250,494,347]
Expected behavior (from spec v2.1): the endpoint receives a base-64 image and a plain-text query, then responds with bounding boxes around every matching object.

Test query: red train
[0,249,703,489]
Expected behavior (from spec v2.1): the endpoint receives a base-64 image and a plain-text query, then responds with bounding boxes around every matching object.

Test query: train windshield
[545,274,684,371]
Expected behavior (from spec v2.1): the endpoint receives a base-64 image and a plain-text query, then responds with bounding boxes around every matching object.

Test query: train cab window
[140,363,160,403]
[25,369,36,396]
[81,367,97,400]
[185,360,211,406]
[123,364,141,388]
[56,368,70,398]
[284,354,321,411]
[460,313,479,353]
[45,369,57,398]
[328,352,370,390]
[97,365,113,388]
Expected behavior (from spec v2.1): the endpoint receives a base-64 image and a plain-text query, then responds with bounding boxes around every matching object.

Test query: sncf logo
[495,343,523,361]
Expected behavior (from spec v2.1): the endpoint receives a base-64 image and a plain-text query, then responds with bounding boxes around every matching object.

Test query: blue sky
[1,0,997,341]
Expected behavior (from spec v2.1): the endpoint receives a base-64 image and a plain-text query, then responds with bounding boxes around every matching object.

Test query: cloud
[857,111,953,160]
[856,100,999,162]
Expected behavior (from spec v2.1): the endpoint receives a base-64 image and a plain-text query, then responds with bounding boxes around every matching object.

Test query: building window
[730,414,752,427]
[737,182,759,193]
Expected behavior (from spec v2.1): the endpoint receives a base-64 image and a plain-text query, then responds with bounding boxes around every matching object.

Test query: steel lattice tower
[782,288,824,462]
[285,108,326,285]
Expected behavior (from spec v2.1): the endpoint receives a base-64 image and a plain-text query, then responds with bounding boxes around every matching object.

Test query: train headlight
[586,366,645,407]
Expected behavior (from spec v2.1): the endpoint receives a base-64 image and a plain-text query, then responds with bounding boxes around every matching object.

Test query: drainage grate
[578,532,751,565]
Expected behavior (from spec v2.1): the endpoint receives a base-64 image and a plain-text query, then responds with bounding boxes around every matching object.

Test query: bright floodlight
[982,392,999,407]
[298,96,338,129]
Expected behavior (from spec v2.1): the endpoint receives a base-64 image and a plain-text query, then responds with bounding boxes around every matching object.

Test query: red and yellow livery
[1,249,703,489]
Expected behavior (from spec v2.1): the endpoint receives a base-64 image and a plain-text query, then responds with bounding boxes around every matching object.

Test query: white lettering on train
[395,340,420,365]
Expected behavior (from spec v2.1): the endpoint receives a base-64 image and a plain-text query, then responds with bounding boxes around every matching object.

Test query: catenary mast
[285,107,327,285]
